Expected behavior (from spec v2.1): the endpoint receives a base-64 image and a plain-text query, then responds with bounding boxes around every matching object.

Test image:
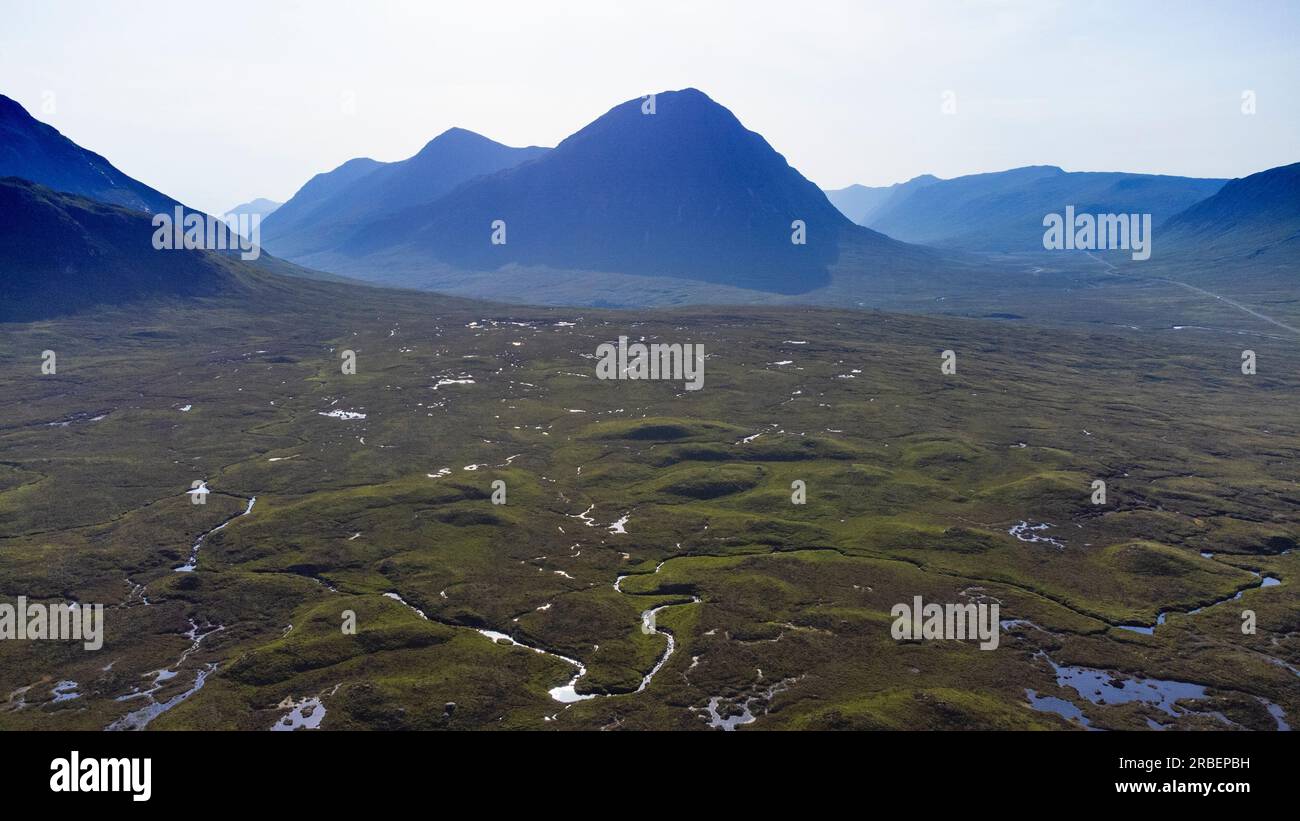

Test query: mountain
[0,178,255,321]
[860,165,1226,251]
[260,129,548,258]
[254,157,382,250]
[824,174,939,225]
[224,197,281,220]
[222,196,281,240]
[0,178,339,321]
[1161,161,1300,260]
[0,94,177,213]
[320,88,917,295]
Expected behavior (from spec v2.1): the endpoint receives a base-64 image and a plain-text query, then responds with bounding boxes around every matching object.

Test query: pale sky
[2,0,1297,214]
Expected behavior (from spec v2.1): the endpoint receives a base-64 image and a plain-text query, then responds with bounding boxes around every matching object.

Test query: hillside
[0,94,178,213]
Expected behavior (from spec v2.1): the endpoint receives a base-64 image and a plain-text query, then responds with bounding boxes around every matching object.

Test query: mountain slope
[0,94,177,213]
[261,129,548,258]
[255,157,382,250]
[865,166,1226,251]
[0,178,297,321]
[330,89,912,294]
[1161,161,1300,260]
[824,174,939,225]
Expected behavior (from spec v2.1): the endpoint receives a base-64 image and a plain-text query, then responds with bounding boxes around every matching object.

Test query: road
[1084,252,1300,337]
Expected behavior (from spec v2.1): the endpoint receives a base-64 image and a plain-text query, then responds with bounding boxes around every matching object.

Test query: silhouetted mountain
[864,166,1226,251]
[261,129,547,258]
[0,94,177,213]
[1161,161,1300,260]
[327,89,915,294]
[825,174,939,225]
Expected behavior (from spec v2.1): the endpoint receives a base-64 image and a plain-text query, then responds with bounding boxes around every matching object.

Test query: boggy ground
[0,277,1297,731]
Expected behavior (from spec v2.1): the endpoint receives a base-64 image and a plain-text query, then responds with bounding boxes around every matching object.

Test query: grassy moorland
[0,276,1297,731]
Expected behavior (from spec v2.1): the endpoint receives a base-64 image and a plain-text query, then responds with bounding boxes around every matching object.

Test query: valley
[1,278,1296,731]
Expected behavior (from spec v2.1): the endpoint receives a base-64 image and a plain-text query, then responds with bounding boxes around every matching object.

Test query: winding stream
[103,490,255,728]
[106,620,224,731]
[385,559,698,705]
[1000,537,1293,729]
[175,495,257,572]
[1116,569,1281,635]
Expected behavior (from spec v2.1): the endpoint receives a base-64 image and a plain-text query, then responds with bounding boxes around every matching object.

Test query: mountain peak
[657,86,716,103]
[332,87,864,294]
[576,87,738,132]
[0,93,33,122]
[438,125,477,138]
[416,126,490,153]
[224,197,281,218]
[261,125,549,258]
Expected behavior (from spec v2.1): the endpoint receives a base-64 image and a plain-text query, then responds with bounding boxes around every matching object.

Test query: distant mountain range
[824,174,940,226]
[268,89,932,295]
[1,85,1295,319]
[826,165,1228,252]
[0,94,178,213]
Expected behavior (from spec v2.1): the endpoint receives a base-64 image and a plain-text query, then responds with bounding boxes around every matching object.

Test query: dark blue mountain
[261,129,548,258]
[332,89,911,294]
[0,94,177,213]
[1161,161,1300,260]
[0,178,250,321]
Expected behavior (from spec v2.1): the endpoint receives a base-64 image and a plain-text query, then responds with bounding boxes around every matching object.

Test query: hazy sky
[3,0,1297,214]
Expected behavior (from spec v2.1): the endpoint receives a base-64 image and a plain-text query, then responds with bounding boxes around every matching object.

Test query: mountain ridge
[0,94,179,213]
[824,174,941,225]
[313,88,918,295]
[261,128,548,258]
[828,165,1226,252]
